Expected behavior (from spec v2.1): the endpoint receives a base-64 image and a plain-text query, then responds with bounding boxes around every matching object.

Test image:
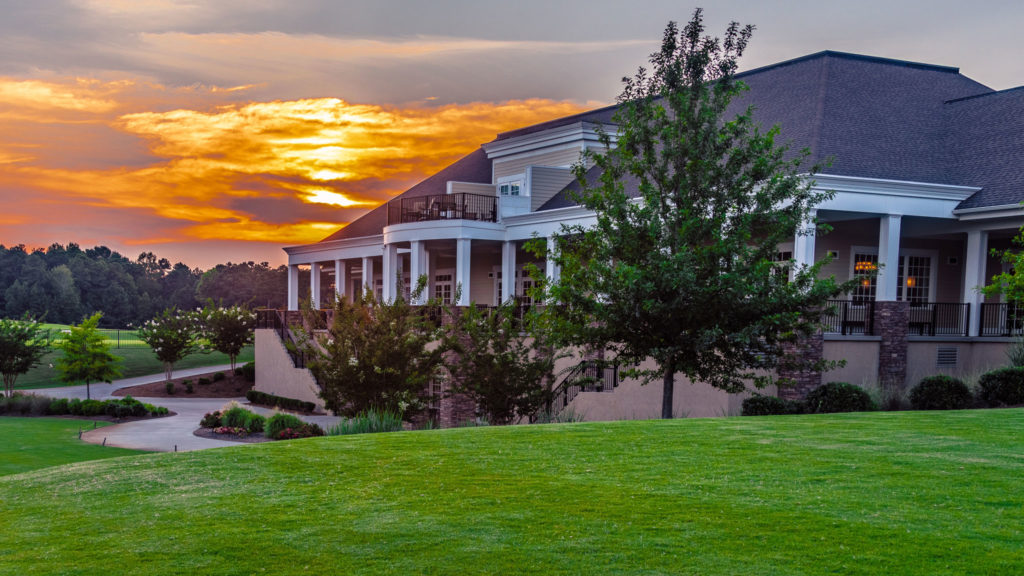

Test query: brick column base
[874,300,909,389]
[777,332,824,401]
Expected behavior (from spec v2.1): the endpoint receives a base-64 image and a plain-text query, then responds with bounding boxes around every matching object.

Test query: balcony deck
[387,192,497,226]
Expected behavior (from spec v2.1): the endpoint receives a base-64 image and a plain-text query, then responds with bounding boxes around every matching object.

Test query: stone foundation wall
[777,332,824,401]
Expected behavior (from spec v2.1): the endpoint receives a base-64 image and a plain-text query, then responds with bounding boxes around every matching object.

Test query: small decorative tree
[447,301,559,425]
[0,316,49,397]
[198,301,256,372]
[304,284,448,419]
[55,312,122,400]
[137,307,201,382]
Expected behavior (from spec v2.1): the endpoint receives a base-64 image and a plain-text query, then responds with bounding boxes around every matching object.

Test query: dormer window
[498,180,522,196]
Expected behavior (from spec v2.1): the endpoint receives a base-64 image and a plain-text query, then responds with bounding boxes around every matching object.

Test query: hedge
[246,390,316,413]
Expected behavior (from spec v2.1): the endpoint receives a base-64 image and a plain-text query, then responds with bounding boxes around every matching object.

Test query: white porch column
[791,209,817,281]
[334,259,347,303]
[876,214,902,301]
[382,243,398,303]
[501,240,517,303]
[287,264,299,311]
[963,229,989,337]
[456,238,472,306]
[310,263,322,309]
[361,256,375,295]
[409,241,427,304]
[545,235,560,286]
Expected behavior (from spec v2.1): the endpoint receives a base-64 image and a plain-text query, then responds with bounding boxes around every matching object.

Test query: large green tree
[0,316,49,397]
[305,286,447,419]
[536,11,846,419]
[55,312,122,400]
[447,301,559,425]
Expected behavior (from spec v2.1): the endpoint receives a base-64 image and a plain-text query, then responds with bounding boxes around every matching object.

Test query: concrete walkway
[33,366,340,453]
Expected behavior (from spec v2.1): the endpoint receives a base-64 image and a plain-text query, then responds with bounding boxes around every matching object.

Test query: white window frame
[496,174,526,197]
[849,245,939,303]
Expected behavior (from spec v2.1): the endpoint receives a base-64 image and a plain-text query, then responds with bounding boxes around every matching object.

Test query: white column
[876,214,902,301]
[456,238,472,306]
[501,240,517,303]
[545,235,560,286]
[409,241,427,304]
[382,244,397,303]
[361,256,375,296]
[963,229,989,337]
[791,210,817,281]
[287,264,299,310]
[310,263,321,309]
[334,259,347,303]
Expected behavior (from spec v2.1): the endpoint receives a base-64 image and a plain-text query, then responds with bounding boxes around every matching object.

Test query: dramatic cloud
[0,76,587,266]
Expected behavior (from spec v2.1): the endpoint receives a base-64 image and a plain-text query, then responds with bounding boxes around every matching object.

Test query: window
[498,180,522,196]
[852,253,878,304]
[492,267,537,305]
[771,250,793,282]
[899,256,931,306]
[434,272,453,305]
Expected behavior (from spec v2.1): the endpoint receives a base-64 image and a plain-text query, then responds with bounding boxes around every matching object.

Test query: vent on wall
[936,347,959,368]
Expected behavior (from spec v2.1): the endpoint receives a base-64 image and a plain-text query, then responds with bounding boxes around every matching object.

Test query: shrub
[79,399,106,417]
[68,398,83,415]
[909,375,973,410]
[977,367,1024,407]
[327,408,404,436]
[245,412,265,433]
[213,372,226,382]
[214,426,248,436]
[185,381,195,394]
[1007,337,1024,367]
[245,390,316,413]
[182,379,193,388]
[200,411,222,428]
[147,404,169,416]
[804,382,876,414]
[276,423,325,440]
[198,377,211,386]
[741,395,801,416]
[48,398,69,415]
[29,395,50,415]
[165,382,175,395]
[241,362,256,382]
[265,412,305,439]
[234,367,244,376]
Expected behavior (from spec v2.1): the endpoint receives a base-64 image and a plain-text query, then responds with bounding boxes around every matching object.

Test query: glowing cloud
[0,76,591,266]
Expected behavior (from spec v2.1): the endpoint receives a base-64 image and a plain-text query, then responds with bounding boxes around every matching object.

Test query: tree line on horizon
[0,243,297,327]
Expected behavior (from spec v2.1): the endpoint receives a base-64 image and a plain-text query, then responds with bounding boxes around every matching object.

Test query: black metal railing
[980,303,1024,337]
[906,302,970,336]
[387,192,498,225]
[822,300,875,335]
[45,328,149,349]
[256,309,317,372]
[531,360,618,423]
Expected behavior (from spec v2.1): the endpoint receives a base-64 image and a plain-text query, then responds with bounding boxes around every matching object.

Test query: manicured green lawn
[0,418,144,476]
[1,409,1021,574]
[13,346,255,389]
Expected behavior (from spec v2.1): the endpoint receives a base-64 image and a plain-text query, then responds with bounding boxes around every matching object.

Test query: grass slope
[0,418,143,476]
[1,410,1022,575]
[14,346,254,390]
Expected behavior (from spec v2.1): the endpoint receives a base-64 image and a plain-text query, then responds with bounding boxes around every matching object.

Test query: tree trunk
[86,380,91,400]
[661,363,674,419]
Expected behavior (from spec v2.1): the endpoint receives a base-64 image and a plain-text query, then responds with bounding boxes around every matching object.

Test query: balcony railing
[822,300,875,335]
[979,303,1024,337]
[906,302,970,337]
[387,192,498,226]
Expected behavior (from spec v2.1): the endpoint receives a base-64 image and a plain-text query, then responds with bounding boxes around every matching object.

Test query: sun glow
[0,76,590,254]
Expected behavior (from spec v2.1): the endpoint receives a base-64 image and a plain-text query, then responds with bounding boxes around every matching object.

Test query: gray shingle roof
[541,51,1021,213]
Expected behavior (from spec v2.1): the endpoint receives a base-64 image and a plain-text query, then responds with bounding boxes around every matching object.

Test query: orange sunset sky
[1,1,1021,269]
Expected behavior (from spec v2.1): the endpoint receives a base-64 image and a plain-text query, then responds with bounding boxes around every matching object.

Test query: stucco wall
[906,339,1012,385]
[254,329,325,412]
[823,338,881,387]
[566,359,773,421]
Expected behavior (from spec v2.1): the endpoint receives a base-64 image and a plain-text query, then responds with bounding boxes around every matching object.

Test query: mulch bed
[193,427,274,444]
[113,371,253,398]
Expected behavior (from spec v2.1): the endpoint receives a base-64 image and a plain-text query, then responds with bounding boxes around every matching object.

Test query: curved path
[32,367,340,453]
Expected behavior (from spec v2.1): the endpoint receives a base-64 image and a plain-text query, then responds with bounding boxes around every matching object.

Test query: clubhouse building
[259,51,1024,423]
